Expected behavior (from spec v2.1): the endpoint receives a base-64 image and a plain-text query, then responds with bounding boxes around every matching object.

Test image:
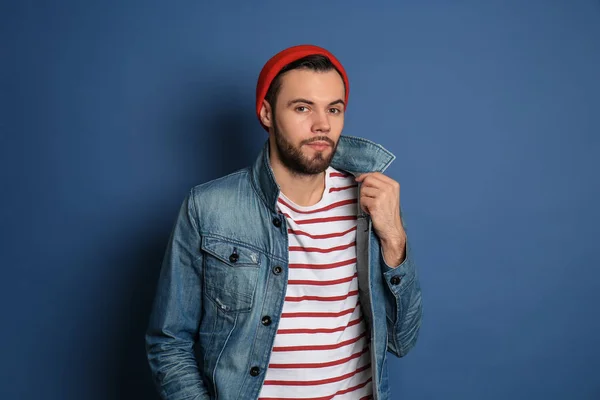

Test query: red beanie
[256,44,350,131]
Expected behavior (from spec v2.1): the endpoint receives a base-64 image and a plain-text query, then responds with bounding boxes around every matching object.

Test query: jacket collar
[251,135,396,212]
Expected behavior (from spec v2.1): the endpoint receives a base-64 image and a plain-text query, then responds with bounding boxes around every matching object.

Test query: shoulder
[185,167,257,219]
[190,168,251,197]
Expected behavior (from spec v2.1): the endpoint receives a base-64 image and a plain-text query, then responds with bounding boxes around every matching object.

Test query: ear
[259,99,273,129]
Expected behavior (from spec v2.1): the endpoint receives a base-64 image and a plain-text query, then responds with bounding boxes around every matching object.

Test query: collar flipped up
[250,135,396,212]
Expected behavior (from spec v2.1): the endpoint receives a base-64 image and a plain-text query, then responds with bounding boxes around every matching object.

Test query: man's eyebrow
[287,98,346,107]
[287,98,315,106]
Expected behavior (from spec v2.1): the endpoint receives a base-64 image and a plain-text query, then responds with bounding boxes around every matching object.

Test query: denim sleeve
[379,213,423,358]
[145,191,210,400]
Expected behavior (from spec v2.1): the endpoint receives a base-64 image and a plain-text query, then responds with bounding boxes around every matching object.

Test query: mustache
[301,136,335,146]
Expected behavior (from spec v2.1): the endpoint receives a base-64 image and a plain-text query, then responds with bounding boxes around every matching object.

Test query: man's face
[269,68,346,175]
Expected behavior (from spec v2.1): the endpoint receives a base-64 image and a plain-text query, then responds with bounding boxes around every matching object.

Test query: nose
[311,109,331,133]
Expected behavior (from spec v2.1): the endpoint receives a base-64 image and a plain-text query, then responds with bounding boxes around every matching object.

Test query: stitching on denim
[249,147,279,212]
[192,169,248,192]
[188,189,201,232]
[203,301,218,381]
[336,135,396,174]
[200,232,287,263]
[201,243,261,267]
[212,313,238,400]
[250,168,271,211]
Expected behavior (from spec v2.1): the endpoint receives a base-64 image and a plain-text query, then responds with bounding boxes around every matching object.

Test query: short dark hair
[264,54,346,115]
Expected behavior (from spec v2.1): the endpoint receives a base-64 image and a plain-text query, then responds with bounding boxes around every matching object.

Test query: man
[146,44,423,400]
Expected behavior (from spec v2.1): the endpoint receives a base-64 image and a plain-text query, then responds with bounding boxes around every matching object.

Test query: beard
[273,121,338,176]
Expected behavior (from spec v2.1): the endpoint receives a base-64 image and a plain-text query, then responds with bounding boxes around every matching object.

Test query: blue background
[2,1,599,399]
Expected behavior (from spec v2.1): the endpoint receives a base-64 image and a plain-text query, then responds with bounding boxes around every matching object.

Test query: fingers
[358,172,400,216]
[356,172,400,191]
[359,195,374,215]
[359,185,380,199]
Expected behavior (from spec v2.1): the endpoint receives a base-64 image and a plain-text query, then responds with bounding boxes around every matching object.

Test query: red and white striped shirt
[258,167,373,400]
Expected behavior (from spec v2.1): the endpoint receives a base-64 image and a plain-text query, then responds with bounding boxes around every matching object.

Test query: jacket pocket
[201,235,261,313]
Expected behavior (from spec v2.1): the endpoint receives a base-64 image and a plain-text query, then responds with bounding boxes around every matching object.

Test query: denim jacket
[146,135,423,400]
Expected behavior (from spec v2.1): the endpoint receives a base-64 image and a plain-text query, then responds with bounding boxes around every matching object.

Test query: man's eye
[296,106,308,112]
[329,108,341,114]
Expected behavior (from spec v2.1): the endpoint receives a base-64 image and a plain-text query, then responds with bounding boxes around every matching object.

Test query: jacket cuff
[381,240,416,295]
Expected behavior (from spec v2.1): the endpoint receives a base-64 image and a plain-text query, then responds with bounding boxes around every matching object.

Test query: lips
[306,142,331,151]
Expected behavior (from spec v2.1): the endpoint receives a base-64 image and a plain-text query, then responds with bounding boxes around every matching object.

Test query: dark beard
[273,122,338,176]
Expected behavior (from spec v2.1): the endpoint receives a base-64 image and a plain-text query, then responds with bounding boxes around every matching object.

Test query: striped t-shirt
[258,167,373,400]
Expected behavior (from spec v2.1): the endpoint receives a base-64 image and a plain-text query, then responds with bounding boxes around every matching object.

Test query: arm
[355,172,423,357]
[145,191,210,399]
[379,230,423,357]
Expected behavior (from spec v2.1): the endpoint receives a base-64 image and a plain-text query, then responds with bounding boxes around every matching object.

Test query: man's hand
[355,172,407,267]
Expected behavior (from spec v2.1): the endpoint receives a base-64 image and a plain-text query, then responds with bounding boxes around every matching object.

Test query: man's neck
[270,158,326,207]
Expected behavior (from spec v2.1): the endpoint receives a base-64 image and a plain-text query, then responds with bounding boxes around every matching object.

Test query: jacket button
[390,276,401,285]
[250,366,260,376]
[272,217,282,227]
[229,253,239,263]
[261,316,272,326]
[273,266,282,275]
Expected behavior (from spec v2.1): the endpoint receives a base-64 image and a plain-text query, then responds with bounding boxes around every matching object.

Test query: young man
[146,44,423,400]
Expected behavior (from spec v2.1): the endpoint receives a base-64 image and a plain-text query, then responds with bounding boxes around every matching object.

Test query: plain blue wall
[2,1,599,399]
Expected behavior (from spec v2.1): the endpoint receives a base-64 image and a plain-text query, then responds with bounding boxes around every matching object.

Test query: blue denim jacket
[146,135,423,400]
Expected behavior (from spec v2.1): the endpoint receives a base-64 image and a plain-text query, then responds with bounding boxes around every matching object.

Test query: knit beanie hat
[255,44,349,131]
